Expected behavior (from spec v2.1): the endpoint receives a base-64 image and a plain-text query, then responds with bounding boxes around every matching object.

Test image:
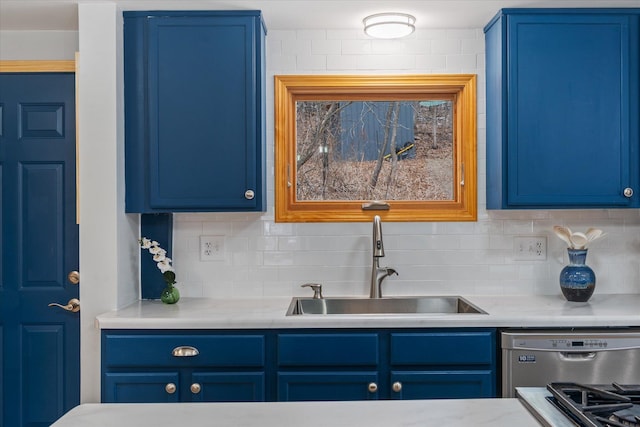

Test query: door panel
[103,373,180,403]
[0,72,78,427]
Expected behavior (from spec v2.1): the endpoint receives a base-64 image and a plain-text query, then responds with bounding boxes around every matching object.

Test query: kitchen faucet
[369,215,398,298]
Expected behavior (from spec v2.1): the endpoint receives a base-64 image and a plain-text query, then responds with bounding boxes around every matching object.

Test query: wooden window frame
[274,74,477,223]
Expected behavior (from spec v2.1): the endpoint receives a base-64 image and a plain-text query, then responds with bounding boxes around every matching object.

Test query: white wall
[171,28,640,300]
[0,30,78,60]
[77,2,139,403]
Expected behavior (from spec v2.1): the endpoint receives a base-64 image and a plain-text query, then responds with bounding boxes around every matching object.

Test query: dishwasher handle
[559,351,597,361]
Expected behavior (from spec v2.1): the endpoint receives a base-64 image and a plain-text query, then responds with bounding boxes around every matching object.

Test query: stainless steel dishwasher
[501,329,640,397]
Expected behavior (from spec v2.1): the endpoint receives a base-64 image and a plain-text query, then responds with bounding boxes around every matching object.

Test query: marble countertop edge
[95,293,640,330]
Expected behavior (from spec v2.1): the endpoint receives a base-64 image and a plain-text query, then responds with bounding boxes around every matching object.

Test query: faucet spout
[369,215,398,298]
[372,215,384,257]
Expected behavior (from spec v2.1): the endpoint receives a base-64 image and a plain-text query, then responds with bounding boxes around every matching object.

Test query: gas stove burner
[547,383,640,427]
[608,407,640,427]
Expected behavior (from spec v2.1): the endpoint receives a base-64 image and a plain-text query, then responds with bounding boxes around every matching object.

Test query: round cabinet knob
[624,187,634,198]
[244,189,255,200]
[190,383,201,394]
[368,382,378,393]
[165,383,177,394]
[392,382,402,393]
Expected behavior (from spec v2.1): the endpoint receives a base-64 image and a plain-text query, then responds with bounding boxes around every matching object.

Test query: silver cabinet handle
[624,187,634,198]
[165,383,177,394]
[48,298,80,313]
[368,382,378,393]
[190,383,201,394]
[245,189,255,200]
[172,346,199,357]
[392,381,402,392]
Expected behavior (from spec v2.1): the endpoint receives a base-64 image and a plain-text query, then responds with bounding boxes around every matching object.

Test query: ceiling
[0,0,638,31]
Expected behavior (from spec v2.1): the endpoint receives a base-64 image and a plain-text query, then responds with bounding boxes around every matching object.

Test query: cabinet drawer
[103,334,265,368]
[390,332,494,366]
[278,333,378,366]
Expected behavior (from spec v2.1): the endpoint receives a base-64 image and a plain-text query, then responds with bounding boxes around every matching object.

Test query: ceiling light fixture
[363,12,416,39]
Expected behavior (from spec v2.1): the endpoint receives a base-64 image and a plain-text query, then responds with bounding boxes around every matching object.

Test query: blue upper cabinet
[124,11,267,212]
[485,9,640,209]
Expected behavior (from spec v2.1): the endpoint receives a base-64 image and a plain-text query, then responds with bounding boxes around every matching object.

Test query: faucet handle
[385,268,399,276]
[301,283,323,299]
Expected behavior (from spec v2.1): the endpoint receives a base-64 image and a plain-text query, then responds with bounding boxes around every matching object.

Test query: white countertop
[95,293,640,329]
[52,399,541,427]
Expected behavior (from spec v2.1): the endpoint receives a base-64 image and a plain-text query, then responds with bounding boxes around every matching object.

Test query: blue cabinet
[276,329,496,401]
[485,9,640,209]
[388,331,495,399]
[276,332,381,401]
[101,331,266,403]
[101,328,496,403]
[124,11,266,212]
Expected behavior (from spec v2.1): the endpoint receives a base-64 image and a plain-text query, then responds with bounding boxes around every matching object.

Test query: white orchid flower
[157,259,174,273]
[153,252,166,262]
[139,237,177,290]
[148,245,163,255]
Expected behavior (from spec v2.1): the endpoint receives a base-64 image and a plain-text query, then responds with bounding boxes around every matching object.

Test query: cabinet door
[505,13,638,207]
[277,372,379,401]
[124,11,266,213]
[147,16,262,211]
[389,371,494,400]
[189,372,265,402]
[103,372,180,403]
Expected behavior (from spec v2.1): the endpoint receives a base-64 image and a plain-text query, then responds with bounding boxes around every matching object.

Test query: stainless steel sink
[286,296,487,316]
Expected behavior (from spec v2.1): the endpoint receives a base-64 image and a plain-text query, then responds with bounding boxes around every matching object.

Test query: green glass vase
[160,285,180,304]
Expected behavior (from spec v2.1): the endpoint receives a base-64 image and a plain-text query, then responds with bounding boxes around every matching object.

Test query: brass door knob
[392,382,402,392]
[190,383,201,394]
[68,271,80,285]
[165,383,177,394]
[368,382,378,393]
[48,298,80,313]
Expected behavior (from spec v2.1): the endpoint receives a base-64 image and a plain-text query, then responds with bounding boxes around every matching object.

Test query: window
[274,75,477,222]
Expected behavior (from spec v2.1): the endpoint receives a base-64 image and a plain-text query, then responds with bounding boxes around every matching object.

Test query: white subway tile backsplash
[171,26,640,299]
[296,54,327,70]
[327,54,358,70]
[312,39,341,55]
[281,38,312,55]
[356,54,416,70]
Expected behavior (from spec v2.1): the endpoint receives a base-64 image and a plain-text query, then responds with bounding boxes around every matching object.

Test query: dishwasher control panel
[502,330,640,351]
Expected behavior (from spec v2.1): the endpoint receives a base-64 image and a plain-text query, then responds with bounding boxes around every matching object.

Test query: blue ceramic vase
[559,249,595,302]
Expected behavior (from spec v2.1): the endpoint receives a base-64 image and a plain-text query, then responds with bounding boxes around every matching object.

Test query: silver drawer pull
[172,346,199,357]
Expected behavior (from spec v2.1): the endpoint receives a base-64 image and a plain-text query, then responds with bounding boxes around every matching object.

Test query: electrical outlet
[200,235,225,261]
[513,236,547,260]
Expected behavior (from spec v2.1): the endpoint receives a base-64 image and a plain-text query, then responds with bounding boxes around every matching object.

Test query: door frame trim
[0,60,75,72]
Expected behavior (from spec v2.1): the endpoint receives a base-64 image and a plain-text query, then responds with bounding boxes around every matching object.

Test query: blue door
[0,71,79,426]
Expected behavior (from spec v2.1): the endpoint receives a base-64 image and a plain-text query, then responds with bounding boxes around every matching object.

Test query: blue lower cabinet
[277,372,379,401]
[389,371,495,400]
[103,372,180,403]
[275,329,496,401]
[101,330,267,403]
[101,328,497,402]
[190,372,265,402]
